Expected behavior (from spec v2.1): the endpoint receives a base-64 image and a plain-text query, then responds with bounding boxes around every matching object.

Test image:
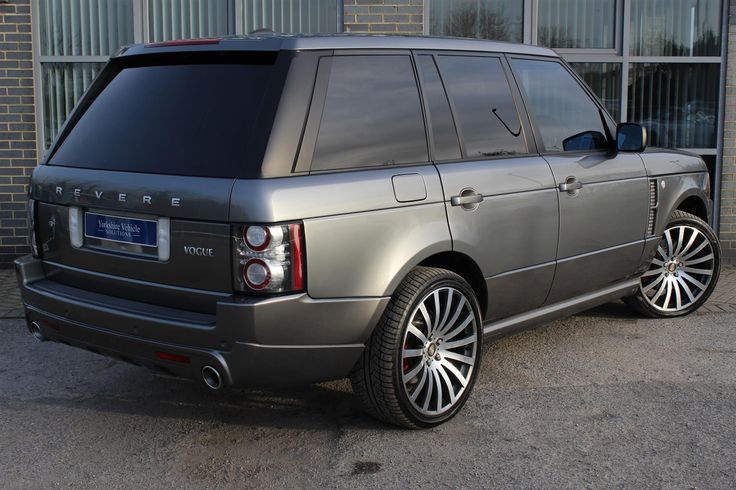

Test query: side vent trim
[647,179,659,236]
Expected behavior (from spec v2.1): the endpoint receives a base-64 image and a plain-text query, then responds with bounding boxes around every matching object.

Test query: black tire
[626,210,721,318]
[350,267,483,429]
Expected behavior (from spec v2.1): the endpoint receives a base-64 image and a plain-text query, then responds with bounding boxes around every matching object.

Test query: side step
[483,279,640,337]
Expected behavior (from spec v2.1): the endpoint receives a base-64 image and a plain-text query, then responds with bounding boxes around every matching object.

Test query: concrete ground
[0,268,735,488]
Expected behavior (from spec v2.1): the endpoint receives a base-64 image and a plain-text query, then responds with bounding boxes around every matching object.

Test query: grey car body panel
[16,256,385,386]
[229,166,444,222]
[543,152,650,302]
[640,148,708,177]
[17,35,714,389]
[436,156,559,320]
[231,165,452,298]
[485,278,640,337]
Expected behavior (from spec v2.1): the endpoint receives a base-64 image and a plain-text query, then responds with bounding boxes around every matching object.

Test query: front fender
[654,173,710,236]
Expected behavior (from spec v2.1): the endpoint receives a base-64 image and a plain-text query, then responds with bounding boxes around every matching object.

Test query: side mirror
[616,123,647,152]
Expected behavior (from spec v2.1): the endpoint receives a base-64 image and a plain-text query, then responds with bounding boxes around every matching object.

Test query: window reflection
[538,0,616,49]
[438,56,527,158]
[512,59,609,153]
[630,0,721,56]
[41,63,105,148]
[628,64,720,148]
[570,63,622,121]
[311,56,428,171]
[429,0,523,43]
[417,56,462,161]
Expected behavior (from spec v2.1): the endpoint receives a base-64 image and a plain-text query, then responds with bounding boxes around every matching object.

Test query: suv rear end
[17,37,389,389]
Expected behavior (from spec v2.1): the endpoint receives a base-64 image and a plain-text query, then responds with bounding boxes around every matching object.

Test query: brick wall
[722,0,736,262]
[343,0,424,34]
[0,0,35,266]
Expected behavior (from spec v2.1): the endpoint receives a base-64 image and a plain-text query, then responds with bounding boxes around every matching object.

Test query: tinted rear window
[310,55,428,171]
[48,60,280,178]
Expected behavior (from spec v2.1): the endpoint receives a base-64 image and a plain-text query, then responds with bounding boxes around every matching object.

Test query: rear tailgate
[31,165,234,314]
[27,50,290,314]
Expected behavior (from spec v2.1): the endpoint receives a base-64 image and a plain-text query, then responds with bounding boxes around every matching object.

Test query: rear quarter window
[309,55,429,172]
[48,56,283,178]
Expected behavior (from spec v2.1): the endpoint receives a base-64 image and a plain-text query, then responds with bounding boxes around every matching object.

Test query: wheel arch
[653,173,711,237]
[416,251,488,319]
[675,194,709,223]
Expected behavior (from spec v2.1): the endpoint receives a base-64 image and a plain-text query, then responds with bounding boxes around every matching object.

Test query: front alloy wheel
[351,267,482,428]
[629,210,721,317]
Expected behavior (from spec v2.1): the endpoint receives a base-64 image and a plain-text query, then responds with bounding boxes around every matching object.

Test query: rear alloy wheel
[401,286,478,417]
[350,267,482,428]
[628,210,721,317]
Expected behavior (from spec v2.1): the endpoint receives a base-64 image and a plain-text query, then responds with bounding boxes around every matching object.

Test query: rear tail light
[233,223,305,293]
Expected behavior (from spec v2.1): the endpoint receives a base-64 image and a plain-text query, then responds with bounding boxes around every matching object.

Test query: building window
[35,0,342,149]
[628,63,720,149]
[147,0,231,42]
[38,0,135,148]
[630,0,721,56]
[537,0,616,49]
[569,63,622,121]
[428,0,524,43]
[241,0,340,34]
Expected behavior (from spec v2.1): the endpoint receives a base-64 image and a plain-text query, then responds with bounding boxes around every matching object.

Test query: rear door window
[48,58,281,178]
[310,55,428,171]
[511,59,609,153]
[436,55,527,159]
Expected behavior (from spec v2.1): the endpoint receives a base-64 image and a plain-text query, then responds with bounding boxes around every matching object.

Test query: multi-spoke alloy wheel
[351,267,482,428]
[629,211,721,317]
[401,287,478,416]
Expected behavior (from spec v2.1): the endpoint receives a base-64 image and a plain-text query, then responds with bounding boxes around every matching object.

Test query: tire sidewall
[392,274,483,428]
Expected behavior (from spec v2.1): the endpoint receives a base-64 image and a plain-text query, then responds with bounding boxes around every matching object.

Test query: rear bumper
[15,255,388,387]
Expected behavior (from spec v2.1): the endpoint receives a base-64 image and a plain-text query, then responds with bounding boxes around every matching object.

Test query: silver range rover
[16,35,720,428]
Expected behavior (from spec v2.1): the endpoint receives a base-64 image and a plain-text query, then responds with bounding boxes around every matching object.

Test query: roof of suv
[117,33,559,58]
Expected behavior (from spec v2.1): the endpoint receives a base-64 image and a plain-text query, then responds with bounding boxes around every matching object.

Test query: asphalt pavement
[1,292,735,488]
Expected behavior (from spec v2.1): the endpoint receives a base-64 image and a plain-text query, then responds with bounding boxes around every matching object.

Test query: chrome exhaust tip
[28,321,46,342]
[201,365,223,390]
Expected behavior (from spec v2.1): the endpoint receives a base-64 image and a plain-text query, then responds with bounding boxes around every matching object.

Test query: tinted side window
[511,59,609,152]
[311,56,428,171]
[417,55,461,161]
[437,55,526,158]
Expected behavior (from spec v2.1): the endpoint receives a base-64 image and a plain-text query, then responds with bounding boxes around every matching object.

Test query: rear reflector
[289,223,304,290]
[145,38,221,48]
[155,351,191,364]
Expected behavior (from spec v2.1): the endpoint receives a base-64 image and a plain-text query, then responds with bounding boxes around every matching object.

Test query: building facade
[0,0,734,264]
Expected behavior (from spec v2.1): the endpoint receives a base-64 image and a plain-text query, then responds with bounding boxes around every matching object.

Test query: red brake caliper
[403,341,410,373]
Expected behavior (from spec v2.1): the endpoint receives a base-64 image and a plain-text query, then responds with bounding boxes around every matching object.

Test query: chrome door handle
[559,178,583,193]
[450,192,484,207]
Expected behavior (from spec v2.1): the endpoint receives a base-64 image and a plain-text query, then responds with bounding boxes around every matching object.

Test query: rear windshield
[48,56,284,178]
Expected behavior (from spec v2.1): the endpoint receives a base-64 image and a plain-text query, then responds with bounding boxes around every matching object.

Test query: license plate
[84,212,158,248]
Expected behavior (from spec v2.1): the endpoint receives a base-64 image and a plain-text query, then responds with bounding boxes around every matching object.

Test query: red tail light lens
[233,223,305,293]
[155,351,191,364]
